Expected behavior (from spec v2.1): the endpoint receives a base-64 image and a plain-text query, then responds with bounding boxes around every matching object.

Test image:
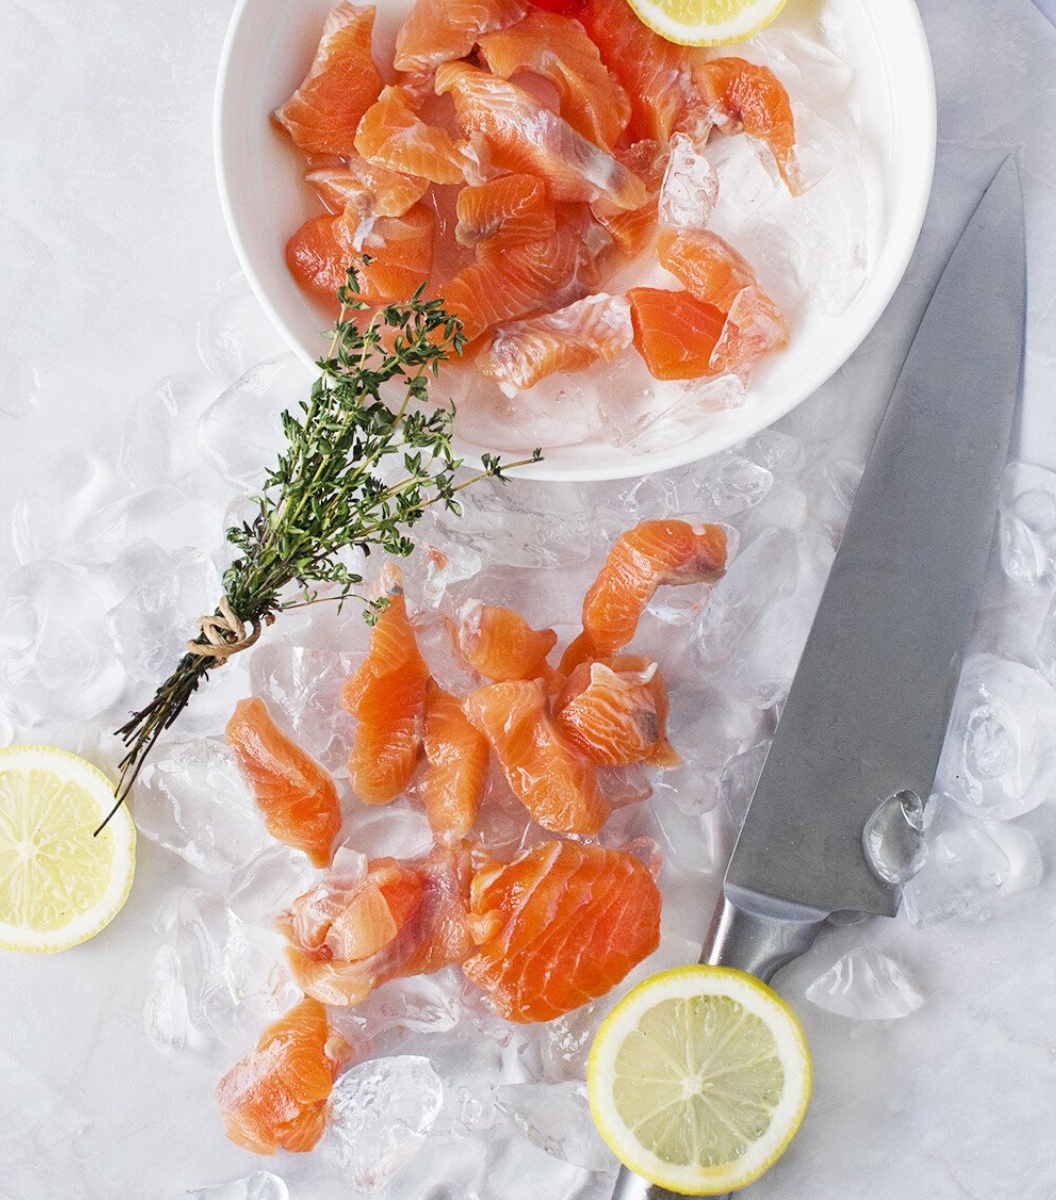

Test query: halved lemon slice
[624,0,786,47]
[0,745,136,953]
[588,965,811,1195]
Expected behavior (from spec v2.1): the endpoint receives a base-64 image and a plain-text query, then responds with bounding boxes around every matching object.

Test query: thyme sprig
[105,263,540,829]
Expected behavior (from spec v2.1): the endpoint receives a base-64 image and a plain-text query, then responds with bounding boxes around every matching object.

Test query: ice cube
[431,478,596,570]
[329,971,464,1044]
[412,609,480,695]
[144,944,189,1054]
[696,528,834,709]
[999,512,1046,587]
[0,560,127,723]
[343,802,434,861]
[900,797,1014,927]
[170,1172,289,1200]
[248,641,361,777]
[118,375,218,490]
[11,449,112,565]
[197,274,290,386]
[173,888,297,1047]
[134,739,271,874]
[936,654,1056,820]
[70,486,218,565]
[680,451,774,517]
[197,355,308,489]
[804,947,923,1021]
[107,542,221,684]
[986,823,1044,895]
[227,843,320,926]
[1002,461,1056,558]
[658,134,719,231]
[862,790,928,885]
[496,1081,611,1172]
[321,1056,444,1191]
[651,797,723,875]
[402,542,484,612]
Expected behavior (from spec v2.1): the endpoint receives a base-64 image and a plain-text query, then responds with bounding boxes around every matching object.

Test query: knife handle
[608,892,826,1200]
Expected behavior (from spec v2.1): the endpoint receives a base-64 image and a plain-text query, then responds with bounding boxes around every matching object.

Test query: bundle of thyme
[105,264,538,829]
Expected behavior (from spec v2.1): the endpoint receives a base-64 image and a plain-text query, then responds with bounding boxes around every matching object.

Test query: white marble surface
[2,2,1056,1198]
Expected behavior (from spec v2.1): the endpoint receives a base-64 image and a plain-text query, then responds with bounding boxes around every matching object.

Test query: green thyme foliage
[109,262,540,819]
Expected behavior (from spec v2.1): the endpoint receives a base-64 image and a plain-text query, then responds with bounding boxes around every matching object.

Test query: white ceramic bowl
[215,0,935,481]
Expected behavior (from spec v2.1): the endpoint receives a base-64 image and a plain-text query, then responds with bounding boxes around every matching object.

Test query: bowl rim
[213,0,937,483]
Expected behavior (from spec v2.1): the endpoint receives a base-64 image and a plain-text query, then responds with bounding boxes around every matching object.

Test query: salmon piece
[477,10,631,150]
[479,293,632,390]
[455,175,555,248]
[272,3,382,157]
[578,0,697,144]
[420,683,490,844]
[216,997,350,1154]
[458,601,557,681]
[463,841,661,1022]
[656,229,790,375]
[435,62,646,210]
[226,698,342,868]
[463,679,610,834]
[283,844,473,1005]
[343,587,431,804]
[355,85,467,185]
[657,227,761,311]
[694,57,799,193]
[442,222,598,342]
[591,140,665,256]
[286,203,435,305]
[306,157,429,218]
[395,0,528,76]
[561,519,727,670]
[628,286,726,381]
[554,655,680,767]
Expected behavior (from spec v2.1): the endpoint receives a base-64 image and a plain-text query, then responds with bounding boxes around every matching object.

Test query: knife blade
[611,157,1026,1199]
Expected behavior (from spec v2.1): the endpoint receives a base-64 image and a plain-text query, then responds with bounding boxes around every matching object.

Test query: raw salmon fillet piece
[226,697,342,868]
[272,3,382,158]
[306,156,429,219]
[577,0,698,144]
[355,85,467,185]
[441,222,599,342]
[458,601,558,681]
[479,293,632,390]
[420,682,490,844]
[282,844,473,1005]
[435,61,646,210]
[463,679,610,834]
[477,10,631,150]
[463,840,662,1022]
[628,286,727,381]
[343,587,431,804]
[395,0,528,77]
[561,519,727,670]
[455,174,555,248]
[694,57,800,192]
[216,997,350,1154]
[286,203,435,305]
[657,227,761,310]
[554,655,680,767]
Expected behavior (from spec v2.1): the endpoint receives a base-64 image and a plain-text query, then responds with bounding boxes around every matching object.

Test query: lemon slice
[0,745,136,953]
[588,965,811,1195]
[624,0,786,47]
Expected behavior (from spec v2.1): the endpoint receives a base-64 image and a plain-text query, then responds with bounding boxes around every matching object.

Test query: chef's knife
[612,156,1026,1199]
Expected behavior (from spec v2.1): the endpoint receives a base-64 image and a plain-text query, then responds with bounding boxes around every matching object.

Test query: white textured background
[2,1,1056,1198]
